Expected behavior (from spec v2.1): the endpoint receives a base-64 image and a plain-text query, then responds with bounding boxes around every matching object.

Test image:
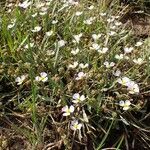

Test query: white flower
[31,26,42,32]
[46,2,51,6]
[135,41,143,47]
[73,33,82,43]
[31,13,38,18]
[133,58,143,65]
[7,3,13,7]
[7,23,15,29]
[104,61,115,68]
[88,5,94,10]
[15,75,26,85]
[115,21,122,26]
[57,40,66,48]
[98,47,108,54]
[114,15,120,19]
[115,54,124,60]
[68,61,78,69]
[110,25,116,30]
[124,56,130,60]
[124,47,134,53]
[110,15,116,19]
[7,19,16,29]
[79,63,89,69]
[40,7,48,12]
[92,34,101,41]
[46,30,53,37]
[109,31,116,36]
[62,105,75,116]
[18,0,32,9]
[71,48,79,55]
[75,11,83,16]
[119,100,131,110]
[90,43,100,50]
[70,120,82,131]
[8,9,12,13]
[72,93,86,103]
[35,2,45,8]
[117,77,131,86]
[39,11,47,16]
[100,12,106,16]
[35,72,48,82]
[84,19,92,25]
[68,0,79,5]
[52,20,58,24]
[127,81,139,94]
[113,69,121,77]
[84,17,95,25]
[75,72,86,80]
[107,18,115,23]
[24,43,34,49]
[46,50,55,56]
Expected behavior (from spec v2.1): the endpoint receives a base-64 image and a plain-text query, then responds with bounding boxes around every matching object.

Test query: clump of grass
[0,0,150,149]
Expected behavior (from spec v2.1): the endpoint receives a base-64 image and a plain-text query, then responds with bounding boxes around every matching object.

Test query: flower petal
[63,112,70,116]
[119,100,124,107]
[62,105,68,112]
[80,95,85,101]
[40,72,47,78]
[125,100,131,106]
[69,105,75,113]
[73,93,80,100]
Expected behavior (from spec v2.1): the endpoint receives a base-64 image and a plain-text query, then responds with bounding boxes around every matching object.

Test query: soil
[121,13,150,37]
[120,5,150,37]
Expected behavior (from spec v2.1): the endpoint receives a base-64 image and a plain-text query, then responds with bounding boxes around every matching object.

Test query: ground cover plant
[0,0,150,149]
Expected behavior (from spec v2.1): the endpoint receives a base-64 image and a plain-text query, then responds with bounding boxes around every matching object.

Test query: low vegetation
[0,0,150,149]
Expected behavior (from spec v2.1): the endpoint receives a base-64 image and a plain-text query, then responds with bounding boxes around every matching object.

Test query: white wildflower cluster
[117,77,140,94]
[7,19,16,30]
[24,43,34,49]
[68,61,88,69]
[73,33,82,43]
[15,75,27,85]
[90,33,109,54]
[119,100,131,110]
[68,61,78,69]
[72,93,86,103]
[133,58,143,65]
[104,15,122,36]
[12,0,147,134]
[33,1,53,15]
[57,40,66,48]
[18,0,32,9]
[115,41,144,63]
[88,5,94,10]
[104,61,115,68]
[31,26,42,32]
[71,48,79,55]
[75,11,83,16]
[75,72,86,80]
[70,120,82,131]
[46,30,53,37]
[84,17,96,25]
[35,72,48,82]
[113,69,121,77]
[62,93,86,131]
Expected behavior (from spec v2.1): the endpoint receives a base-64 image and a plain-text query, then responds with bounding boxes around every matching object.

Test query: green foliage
[0,0,150,149]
